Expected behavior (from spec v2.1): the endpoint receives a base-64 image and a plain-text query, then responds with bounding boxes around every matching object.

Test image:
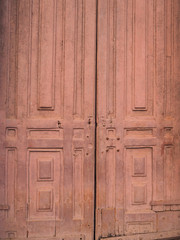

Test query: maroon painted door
[96,0,180,240]
[0,1,96,239]
[1,1,180,240]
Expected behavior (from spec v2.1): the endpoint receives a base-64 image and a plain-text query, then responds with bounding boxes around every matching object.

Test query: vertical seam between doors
[94,0,98,239]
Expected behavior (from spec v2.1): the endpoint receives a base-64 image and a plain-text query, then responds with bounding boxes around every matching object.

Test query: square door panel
[125,148,152,211]
[37,189,53,212]
[28,149,63,220]
[132,184,147,205]
[133,157,146,177]
[37,158,54,181]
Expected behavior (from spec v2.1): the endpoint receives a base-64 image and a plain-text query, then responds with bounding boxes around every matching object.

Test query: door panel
[96,0,180,239]
[0,0,96,239]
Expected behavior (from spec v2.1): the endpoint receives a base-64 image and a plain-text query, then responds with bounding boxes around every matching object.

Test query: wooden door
[0,1,96,239]
[96,0,180,239]
[1,1,180,240]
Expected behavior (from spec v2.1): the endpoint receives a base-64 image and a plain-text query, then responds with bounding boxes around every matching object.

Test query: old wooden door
[96,0,180,239]
[1,1,180,240]
[0,0,96,239]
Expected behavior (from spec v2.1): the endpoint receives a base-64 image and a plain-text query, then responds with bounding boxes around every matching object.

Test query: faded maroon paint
[96,0,180,239]
[0,1,180,240]
[0,0,96,239]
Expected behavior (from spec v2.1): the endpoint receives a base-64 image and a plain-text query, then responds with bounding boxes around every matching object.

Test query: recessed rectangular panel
[29,0,65,118]
[28,129,62,138]
[73,0,85,119]
[37,158,54,181]
[126,129,153,137]
[73,149,84,219]
[133,0,147,110]
[6,148,16,219]
[28,149,62,220]
[6,0,18,118]
[106,147,116,208]
[101,208,115,237]
[7,232,16,239]
[126,222,153,234]
[165,0,173,117]
[126,148,152,210]
[37,190,53,212]
[133,157,146,176]
[106,0,117,118]
[164,146,173,200]
[165,56,172,117]
[107,128,116,139]
[132,184,147,204]
[126,0,154,117]
[6,128,17,138]
[37,0,56,110]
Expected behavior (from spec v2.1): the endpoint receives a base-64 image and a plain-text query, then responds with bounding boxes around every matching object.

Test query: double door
[0,1,180,240]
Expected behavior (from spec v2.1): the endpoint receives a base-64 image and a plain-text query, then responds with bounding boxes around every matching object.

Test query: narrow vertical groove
[37,0,41,110]
[6,0,19,118]
[73,149,83,219]
[74,0,78,117]
[113,0,117,118]
[123,0,127,234]
[152,0,155,117]
[73,0,85,119]
[105,147,116,208]
[164,0,167,117]
[132,0,135,111]
[81,0,85,118]
[132,0,147,111]
[106,0,109,117]
[37,0,56,110]
[94,0,98,239]
[154,0,156,119]
[52,0,57,110]
[145,0,148,111]
[164,0,173,117]
[106,0,116,118]
[124,0,128,118]
[6,148,16,219]
[61,0,66,118]
[6,0,10,118]
[27,0,32,117]
[15,0,19,118]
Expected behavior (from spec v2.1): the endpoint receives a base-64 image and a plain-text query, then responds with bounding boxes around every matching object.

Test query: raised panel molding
[164,0,174,117]
[29,0,65,117]
[126,221,153,235]
[5,148,17,219]
[105,147,116,208]
[126,0,154,117]
[37,158,54,181]
[125,147,152,211]
[37,0,56,110]
[132,184,147,205]
[28,128,63,139]
[28,149,63,220]
[37,189,53,212]
[106,0,117,118]
[132,157,147,177]
[6,128,17,139]
[6,0,18,118]
[73,148,84,220]
[132,0,147,111]
[164,146,174,201]
[73,0,85,119]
